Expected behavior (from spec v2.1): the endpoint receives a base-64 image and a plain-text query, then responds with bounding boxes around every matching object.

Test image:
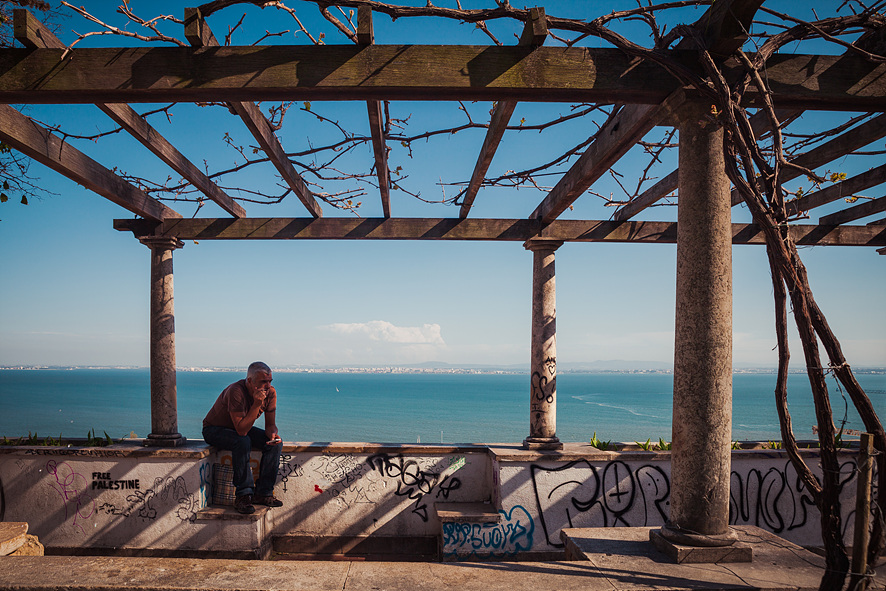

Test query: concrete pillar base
[145,433,187,447]
[522,437,563,450]
[658,522,737,547]
[650,527,752,564]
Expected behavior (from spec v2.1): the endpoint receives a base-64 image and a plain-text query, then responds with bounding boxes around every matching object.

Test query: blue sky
[1,1,884,369]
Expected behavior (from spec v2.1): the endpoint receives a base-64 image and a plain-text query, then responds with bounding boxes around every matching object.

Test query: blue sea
[0,370,883,444]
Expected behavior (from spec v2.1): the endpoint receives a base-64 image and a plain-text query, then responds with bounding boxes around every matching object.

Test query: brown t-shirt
[202,379,276,429]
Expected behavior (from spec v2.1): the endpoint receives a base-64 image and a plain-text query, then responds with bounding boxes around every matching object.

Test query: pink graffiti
[46,460,95,533]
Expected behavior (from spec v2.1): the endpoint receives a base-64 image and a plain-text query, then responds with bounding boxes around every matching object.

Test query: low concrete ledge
[0,440,210,458]
[280,442,491,454]
[195,506,270,522]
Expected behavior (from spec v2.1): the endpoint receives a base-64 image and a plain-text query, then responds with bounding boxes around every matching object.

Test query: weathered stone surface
[649,528,752,563]
[671,101,733,536]
[524,240,563,450]
[0,522,28,556]
[8,535,43,556]
[561,526,837,591]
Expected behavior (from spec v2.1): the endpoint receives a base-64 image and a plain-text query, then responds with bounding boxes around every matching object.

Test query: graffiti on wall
[442,505,535,559]
[729,460,857,535]
[98,475,201,523]
[368,453,462,522]
[198,461,211,509]
[46,460,96,534]
[305,453,466,520]
[278,453,303,493]
[531,460,669,547]
[312,454,380,509]
[529,458,858,548]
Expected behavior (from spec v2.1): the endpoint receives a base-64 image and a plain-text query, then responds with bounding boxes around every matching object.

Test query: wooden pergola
[2,1,884,554]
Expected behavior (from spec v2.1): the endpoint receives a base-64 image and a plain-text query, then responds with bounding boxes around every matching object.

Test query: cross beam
[114,217,885,247]
[1,47,883,110]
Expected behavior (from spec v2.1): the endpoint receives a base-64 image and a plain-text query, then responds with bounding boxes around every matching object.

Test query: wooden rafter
[1,46,882,110]
[184,7,323,219]
[459,7,547,220]
[612,170,679,222]
[12,9,245,218]
[358,7,391,218]
[96,104,246,217]
[820,196,886,225]
[731,113,886,206]
[530,93,687,225]
[114,217,885,247]
[0,104,179,221]
[786,163,886,217]
[613,108,798,221]
[537,0,763,226]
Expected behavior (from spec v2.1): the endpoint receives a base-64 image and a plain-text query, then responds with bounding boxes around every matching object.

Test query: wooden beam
[459,99,516,219]
[13,8,66,49]
[699,0,765,58]
[13,9,245,218]
[366,99,390,217]
[1,46,883,110]
[613,170,679,222]
[731,113,886,206]
[613,108,800,221]
[113,217,885,247]
[533,0,763,225]
[96,104,246,217]
[460,7,546,219]
[0,104,179,221]
[184,7,323,218]
[531,91,687,225]
[786,163,886,217]
[819,196,886,225]
[358,6,391,217]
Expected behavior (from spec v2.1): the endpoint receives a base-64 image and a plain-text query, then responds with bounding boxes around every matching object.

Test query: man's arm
[229,389,267,436]
[265,386,281,443]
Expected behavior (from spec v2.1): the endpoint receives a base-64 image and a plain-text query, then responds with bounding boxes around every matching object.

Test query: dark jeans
[203,425,282,497]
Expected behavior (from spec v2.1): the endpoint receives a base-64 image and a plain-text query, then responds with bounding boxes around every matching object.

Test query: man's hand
[266,426,281,445]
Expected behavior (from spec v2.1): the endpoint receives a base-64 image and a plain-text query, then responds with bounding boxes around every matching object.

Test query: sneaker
[253,494,283,507]
[234,494,255,514]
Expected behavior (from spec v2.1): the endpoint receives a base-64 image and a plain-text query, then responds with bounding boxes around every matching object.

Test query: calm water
[0,370,883,444]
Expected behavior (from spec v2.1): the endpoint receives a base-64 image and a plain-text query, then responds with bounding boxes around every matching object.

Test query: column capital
[523,239,563,253]
[139,236,184,251]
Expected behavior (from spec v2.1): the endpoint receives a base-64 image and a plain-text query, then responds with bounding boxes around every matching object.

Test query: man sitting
[203,361,284,514]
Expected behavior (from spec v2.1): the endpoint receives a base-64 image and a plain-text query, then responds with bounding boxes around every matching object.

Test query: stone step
[0,522,29,556]
[195,505,270,522]
[434,502,500,523]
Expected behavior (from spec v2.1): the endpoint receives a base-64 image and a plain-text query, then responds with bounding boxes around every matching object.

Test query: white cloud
[322,320,445,345]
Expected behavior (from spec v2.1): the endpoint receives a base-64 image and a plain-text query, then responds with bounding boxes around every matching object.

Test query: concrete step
[435,502,501,523]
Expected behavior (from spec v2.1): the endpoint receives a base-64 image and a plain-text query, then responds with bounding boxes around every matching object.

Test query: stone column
[140,237,186,447]
[523,240,563,450]
[661,101,734,545]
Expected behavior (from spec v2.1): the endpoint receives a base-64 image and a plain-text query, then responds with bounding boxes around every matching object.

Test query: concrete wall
[0,442,865,559]
[490,446,862,558]
[0,445,214,553]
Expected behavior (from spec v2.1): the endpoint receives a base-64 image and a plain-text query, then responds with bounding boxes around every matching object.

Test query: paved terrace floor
[1,527,884,591]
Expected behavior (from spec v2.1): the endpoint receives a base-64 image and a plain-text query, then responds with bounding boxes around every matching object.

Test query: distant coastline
[2,364,884,375]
